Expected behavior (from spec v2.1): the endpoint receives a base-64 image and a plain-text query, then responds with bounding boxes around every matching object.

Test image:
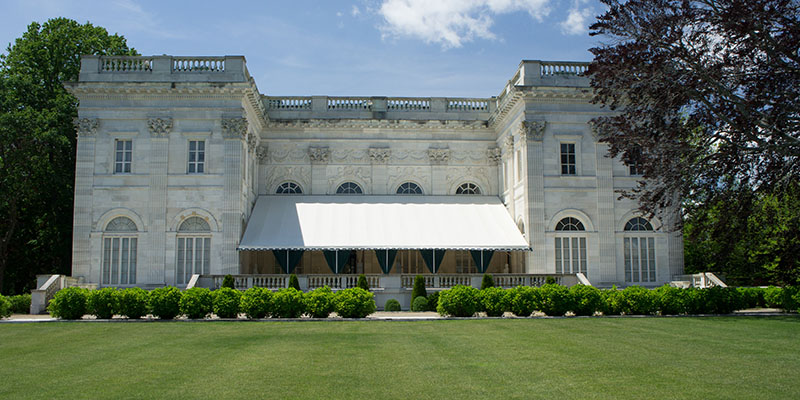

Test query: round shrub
[305,286,335,318]
[384,298,401,311]
[480,274,495,290]
[0,295,11,319]
[213,287,242,318]
[179,287,213,319]
[87,287,118,319]
[48,287,88,319]
[539,284,574,316]
[149,286,183,320]
[508,286,543,317]
[411,275,427,302]
[357,274,369,291]
[436,285,479,317]
[9,294,31,314]
[600,287,622,315]
[618,285,657,315]
[272,288,306,318]
[221,274,235,289]
[411,296,429,312]
[240,287,273,319]
[288,274,301,291]
[118,287,149,319]
[654,285,687,315]
[426,291,440,312]
[335,287,376,318]
[478,287,509,317]
[570,285,603,316]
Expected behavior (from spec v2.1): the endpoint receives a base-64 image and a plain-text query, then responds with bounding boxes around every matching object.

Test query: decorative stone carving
[256,144,269,164]
[265,165,311,193]
[331,149,369,163]
[268,145,308,163]
[427,148,450,165]
[221,117,248,139]
[369,148,391,164]
[74,118,98,137]
[147,117,173,137]
[445,166,491,194]
[308,146,330,164]
[519,120,546,141]
[246,133,258,152]
[487,147,502,165]
[328,165,371,189]
[503,136,514,153]
[388,166,431,193]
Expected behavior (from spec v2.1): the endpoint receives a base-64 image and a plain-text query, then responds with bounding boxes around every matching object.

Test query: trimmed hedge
[213,287,242,318]
[272,288,305,318]
[305,286,335,318]
[411,296,428,312]
[49,287,88,319]
[180,287,213,319]
[539,284,573,316]
[478,287,509,317]
[9,294,31,314]
[149,286,183,320]
[0,295,11,319]
[240,287,273,319]
[118,287,149,319]
[437,285,479,317]
[508,286,542,317]
[334,287,376,318]
[384,298,401,311]
[618,286,658,315]
[87,287,118,319]
[570,285,602,316]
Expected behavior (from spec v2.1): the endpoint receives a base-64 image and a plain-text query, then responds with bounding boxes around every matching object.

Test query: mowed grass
[1,317,799,399]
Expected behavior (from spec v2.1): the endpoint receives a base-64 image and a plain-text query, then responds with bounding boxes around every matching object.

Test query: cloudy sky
[1,0,606,97]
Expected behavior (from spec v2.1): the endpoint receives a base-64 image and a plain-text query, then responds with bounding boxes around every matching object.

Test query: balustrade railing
[540,61,588,77]
[172,57,225,72]
[265,97,312,110]
[447,99,488,111]
[328,98,372,110]
[387,98,430,110]
[100,56,153,72]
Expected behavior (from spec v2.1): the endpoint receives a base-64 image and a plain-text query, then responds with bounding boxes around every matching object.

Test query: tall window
[628,147,643,176]
[102,217,138,285]
[188,140,205,173]
[456,182,481,195]
[554,217,587,275]
[176,217,211,285]
[276,182,302,194]
[114,139,132,173]
[396,182,422,195]
[560,143,576,175]
[624,218,655,283]
[336,181,363,194]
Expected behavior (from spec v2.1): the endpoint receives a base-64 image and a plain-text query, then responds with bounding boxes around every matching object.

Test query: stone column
[71,118,98,282]
[521,120,546,273]
[309,147,330,194]
[593,134,617,283]
[146,117,172,285]
[369,148,391,194]
[221,117,247,275]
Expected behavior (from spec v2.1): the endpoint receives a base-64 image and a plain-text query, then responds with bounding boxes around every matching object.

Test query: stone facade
[67,55,683,289]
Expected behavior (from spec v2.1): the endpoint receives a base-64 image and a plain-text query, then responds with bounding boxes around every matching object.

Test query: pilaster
[71,118,98,281]
[369,148,390,194]
[521,121,546,273]
[595,141,617,282]
[146,117,171,285]
[309,146,330,194]
[221,117,247,275]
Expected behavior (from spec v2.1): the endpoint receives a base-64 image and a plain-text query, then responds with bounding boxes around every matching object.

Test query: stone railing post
[298,275,309,291]
[520,60,542,86]
[311,96,327,113]
[430,98,446,113]
[151,55,172,75]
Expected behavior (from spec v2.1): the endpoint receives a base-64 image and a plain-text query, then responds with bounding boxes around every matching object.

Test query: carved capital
[368,147,391,164]
[74,118,98,137]
[246,133,258,152]
[503,136,514,153]
[308,146,330,163]
[519,120,546,142]
[256,144,269,164]
[487,147,502,165]
[221,117,248,139]
[427,148,450,165]
[147,117,173,137]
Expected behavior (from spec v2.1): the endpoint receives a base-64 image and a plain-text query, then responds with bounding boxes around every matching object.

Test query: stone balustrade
[78,55,249,83]
[171,56,226,72]
[540,61,589,77]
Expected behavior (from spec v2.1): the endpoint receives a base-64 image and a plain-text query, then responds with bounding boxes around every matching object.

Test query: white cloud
[351,5,361,17]
[378,0,551,49]
[559,2,593,35]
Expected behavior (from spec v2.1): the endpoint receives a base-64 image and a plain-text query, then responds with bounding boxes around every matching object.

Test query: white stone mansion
[67,55,684,294]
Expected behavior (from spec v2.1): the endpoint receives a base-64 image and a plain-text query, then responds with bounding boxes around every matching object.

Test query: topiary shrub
[357,274,369,291]
[221,274,235,289]
[213,287,242,318]
[240,287,273,319]
[384,298,401,311]
[570,285,603,316]
[179,287,213,319]
[48,287,88,319]
[426,291,439,312]
[9,294,31,314]
[508,286,543,317]
[118,287,149,319]
[87,287,118,319]
[539,284,574,316]
[149,286,183,320]
[479,287,509,317]
[545,276,557,285]
[305,286,335,318]
[334,287,376,318]
[480,274,495,290]
[411,275,427,303]
[618,285,657,315]
[288,274,301,291]
[411,296,429,312]
[272,287,306,318]
[600,286,622,315]
[0,295,11,319]
[654,285,687,315]
[436,285,479,317]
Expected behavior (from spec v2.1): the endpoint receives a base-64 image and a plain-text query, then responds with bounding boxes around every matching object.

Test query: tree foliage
[0,18,135,294]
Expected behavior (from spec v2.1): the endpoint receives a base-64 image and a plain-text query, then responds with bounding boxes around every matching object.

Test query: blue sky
[1,0,606,97]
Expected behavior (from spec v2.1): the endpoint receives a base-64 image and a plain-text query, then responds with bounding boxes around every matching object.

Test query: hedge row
[0,293,32,317]
[435,284,800,317]
[46,286,376,320]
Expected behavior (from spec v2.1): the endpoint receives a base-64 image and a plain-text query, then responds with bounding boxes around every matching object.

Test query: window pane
[103,238,111,284]
[571,237,579,274]
[124,141,132,151]
[579,238,587,275]
[177,238,185,285]
[189,141,196,151]
[120,238,129,285]
[186,239,194,281]
[631,238,640,282]
[194,238,203,275]
[197,163,204,173]
[648,238,656,282]
[198,141,205,151]
[203,238,211,275]
[555,238,562,274]
[624,238,631,282]
[129,238,137,284]
[640,238,649,282]
[111,238,120,285]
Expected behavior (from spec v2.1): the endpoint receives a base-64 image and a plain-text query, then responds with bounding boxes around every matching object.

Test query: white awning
[238,195,529,251]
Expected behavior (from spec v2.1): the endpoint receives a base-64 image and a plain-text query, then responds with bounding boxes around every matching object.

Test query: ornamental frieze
[147,117,173,137]
[74,117,98,137]
[308,146,331,164]
[427,148,451,165]
[221,117,248,139]
[369,148,391,164]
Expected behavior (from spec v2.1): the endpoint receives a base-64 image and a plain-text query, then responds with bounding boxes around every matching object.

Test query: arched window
[336,181,363,194]
[102,217,138,285]
[176,216,211,285]
[623,218,656,283]
[276,181,303,194]
[396,182,423,195]
[455,182,481,195]
[624,217,653,231]
[555,217,585,231]
[554,217,586,276]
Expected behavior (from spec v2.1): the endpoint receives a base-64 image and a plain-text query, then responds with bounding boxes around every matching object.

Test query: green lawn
[1,317,798,399]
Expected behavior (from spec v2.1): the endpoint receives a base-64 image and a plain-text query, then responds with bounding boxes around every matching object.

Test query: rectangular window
[102,237,137,285]
[114,140,132,173]
[625,237,656,283]
[176,237,211,285]
[560,143,576,175]
[188,140,205,173]
[629,147,643,176]
[555,237,587,275]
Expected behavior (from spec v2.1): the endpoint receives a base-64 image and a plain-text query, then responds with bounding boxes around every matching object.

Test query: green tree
[0,18,135,293]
